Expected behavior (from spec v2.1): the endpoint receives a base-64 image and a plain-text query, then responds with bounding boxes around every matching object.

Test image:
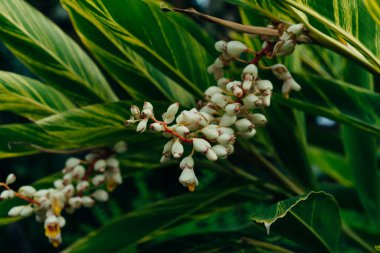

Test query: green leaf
[61,0,214,100]
[0,71,75,120]
[251,191,341,253]
[228,0,380,75]
[273,73,380,137]
[62,185,255,253]
[0,0,118,104]
[62,4,194,106]
[338,54,380,237]
[308,146,353,187]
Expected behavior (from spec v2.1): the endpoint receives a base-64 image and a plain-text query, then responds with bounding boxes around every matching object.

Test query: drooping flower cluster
[0,141,126,247]
[127,24,304,193]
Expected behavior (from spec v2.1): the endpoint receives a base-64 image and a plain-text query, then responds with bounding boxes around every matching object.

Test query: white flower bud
[243,64,258,78]
[215,40,227,52]
[217,77,229,89]
[205,149,218,161]
[205,86,223,98]
[235,119,254,132]
[256,80,273,91]
[166,102,179,118]
[226,81,241,92]
[218,127,235,135]
[180,156,194,169]
[210,93,228,108]
[282,78,301,95]
[287,24,304,38]
[179,168,198,192]
[68,197,82,209]
[200,125,219,140]
[141,109,153,118]
[226,41,248,57]
[200,104,217,115]
[85,153,97,162]
[19,186,36,197]
[62,184,74,198]
[92,190,109,202]
[6,174,16,185]
[63,173,73,185]
[172,126,187,137]
[92,174,106,186]
[193,138,211,153]
[113,141,127,153]
[242,77,253,92]
[58,216,66,228]
[219,113,237,127]
[130,105,140,119]
[273,39,296,56]
[181,111,197,124]
[262,92,272,107]
[76,181,90,192]
[233,86,243,97]
[225,103,241,115]
[106,157,119,168]
[217,133,236,145]
[53,179,64,190]
[171,140,184,159]
[8,205,25,216]
[94,159,106,172]
[239,128,257,139]
[82,196,95,207]
[270,64,291,80]
[160,155,171,164]
[150,122,165,132]
[163,139,175,155]
[214,58,224,68]
[242,94,260,109]
[199,112,213,124]
[1,190,14,199]
[136,119,149,133]
[72,165,86,179]
[20,206,34,217]
[212,145,229,159]
[250,114,268,127]
[143,102,153,111]
[65,157,81,169]
[226,144,235,155]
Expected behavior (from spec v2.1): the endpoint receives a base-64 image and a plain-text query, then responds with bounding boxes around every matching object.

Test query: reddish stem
[150,116,193,144]
[0,183,40,206]
[82,150,114,180]
[250,43,274,65]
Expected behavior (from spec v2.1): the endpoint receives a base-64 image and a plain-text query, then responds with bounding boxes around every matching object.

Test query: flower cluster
[127,27,304,192]
[0,141,127,247]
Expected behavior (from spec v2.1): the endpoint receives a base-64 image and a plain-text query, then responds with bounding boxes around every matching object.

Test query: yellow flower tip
[106,182,117,192]
[45,223,61,238]
[283,93,289,99]
[187,183,196,192]
[52,198,63,216]
[51,238,61,248]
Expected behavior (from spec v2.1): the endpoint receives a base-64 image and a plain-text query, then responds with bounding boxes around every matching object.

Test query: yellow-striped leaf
[0,71,75,120]
[0,0,118,104]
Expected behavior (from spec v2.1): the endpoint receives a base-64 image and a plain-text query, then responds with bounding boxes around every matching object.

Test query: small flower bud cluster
[272,24,304,56]
[269,64,301,98]
[0,141,127,247]
[127,34,303,193]
[207,40,249,79]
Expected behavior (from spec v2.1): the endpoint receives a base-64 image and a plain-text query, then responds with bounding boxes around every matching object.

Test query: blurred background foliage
[0,0,377,252]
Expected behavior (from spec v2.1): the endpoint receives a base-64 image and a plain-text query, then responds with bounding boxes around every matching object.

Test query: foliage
[0,0,378,252]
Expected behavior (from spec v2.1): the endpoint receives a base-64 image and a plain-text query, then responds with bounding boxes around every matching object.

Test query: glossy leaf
[273,73,380,137]
[0,71,75,120]
[228,0,380,75]
[62,185,259,253]
[251,191,341,253]
[0,0,118,104]
[61,0,214,101]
